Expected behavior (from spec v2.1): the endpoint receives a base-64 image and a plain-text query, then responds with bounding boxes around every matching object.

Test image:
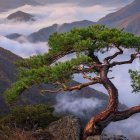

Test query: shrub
[0,104,58,130]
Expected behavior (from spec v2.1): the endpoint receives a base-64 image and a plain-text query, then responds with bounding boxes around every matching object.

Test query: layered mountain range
[5,0,140,43]
[28,20,96,42]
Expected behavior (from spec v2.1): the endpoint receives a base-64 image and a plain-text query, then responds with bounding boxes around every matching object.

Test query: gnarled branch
[104,47,123,64]
[114,106,140,122]
[41,77,101,93]
[41,88,63,93]
[110,53,140,67]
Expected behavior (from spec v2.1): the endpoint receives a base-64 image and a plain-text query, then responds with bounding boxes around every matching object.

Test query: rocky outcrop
[32,117,129,140]
[33,116,81,140]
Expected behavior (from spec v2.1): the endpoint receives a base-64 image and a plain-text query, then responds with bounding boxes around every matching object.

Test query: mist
[34,0,132,7]
[0,4,116,36]
[53,88,140,139]
[0,35,48,58]
[54,91,103,121]
[105,114,140,139]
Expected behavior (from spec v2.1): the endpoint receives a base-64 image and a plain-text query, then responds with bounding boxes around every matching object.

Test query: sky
[34,0,133,7]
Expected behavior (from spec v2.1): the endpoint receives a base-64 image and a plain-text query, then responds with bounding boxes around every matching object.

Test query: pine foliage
[5,25,140,104]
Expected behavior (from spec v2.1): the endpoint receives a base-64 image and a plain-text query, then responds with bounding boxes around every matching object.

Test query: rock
[86,134,128,140]
[33,116,81,140]
[86,135,100,140]
[101,134,128,140]
[32,131,54,140]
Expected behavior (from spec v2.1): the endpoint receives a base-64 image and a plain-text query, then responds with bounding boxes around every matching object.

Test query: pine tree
[4,25,140,139]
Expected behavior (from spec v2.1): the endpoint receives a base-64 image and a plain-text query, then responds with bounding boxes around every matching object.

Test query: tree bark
[114,106,140,121]
[83,65,119,140]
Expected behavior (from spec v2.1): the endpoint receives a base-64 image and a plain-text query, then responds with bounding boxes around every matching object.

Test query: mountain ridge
[7,10,35,22]
[99,0,140,26]
[28,20,96,42]
[98,0,140,34]
[0,47,22,114]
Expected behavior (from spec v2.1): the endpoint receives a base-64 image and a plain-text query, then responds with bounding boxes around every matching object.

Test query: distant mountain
[0,47,111,118]
[116,12,140,35]
[0,47,22,91]
[0,47,22,114]
[58,20,95,32]
[7,11,35,22]
[6,33,23,40]
[28,24,58,42]
[0,0,39,12]
[98,0,140,35]
[28,20,96,42]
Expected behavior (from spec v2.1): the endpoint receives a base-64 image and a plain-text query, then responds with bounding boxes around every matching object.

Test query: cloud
[0,4,117,36]
[0,1,134,36]
[0,35,48,58]
[54,91,102,122]
[34,0,133,7]
[54,90,140,139]
[105,114,140,139]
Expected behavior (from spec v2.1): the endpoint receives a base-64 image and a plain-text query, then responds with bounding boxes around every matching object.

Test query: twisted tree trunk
[83,65,119,140]
[83,62,140,140]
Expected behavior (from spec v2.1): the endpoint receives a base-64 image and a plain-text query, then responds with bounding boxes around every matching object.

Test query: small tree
[129,70,140,92]
[5,25,140,140]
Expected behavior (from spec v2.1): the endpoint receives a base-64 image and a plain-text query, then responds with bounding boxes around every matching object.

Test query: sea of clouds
[0,4,116,36]
[0,3,117,57]
[0,35,48,57]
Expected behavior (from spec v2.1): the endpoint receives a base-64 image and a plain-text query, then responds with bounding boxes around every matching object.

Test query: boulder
[33,116,81,140]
